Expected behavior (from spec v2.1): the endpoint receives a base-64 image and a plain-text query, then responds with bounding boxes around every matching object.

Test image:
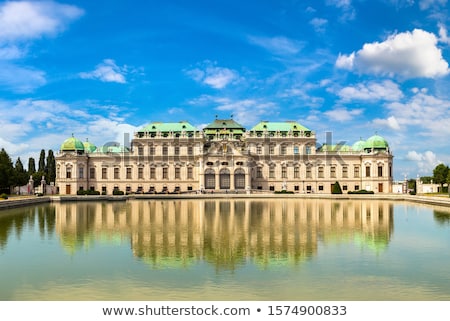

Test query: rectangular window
[114,168,120,179]
[138,146,144,156]
[319,185,324,191]
[163,146,168,156]
[305,146,311,155]
[256,167,263,178]
[294,146,299,155]
[174,146,180,155]
[306,167,312,178]
[102,168,107,179]
[149,146,155,155]
[269,145,275,154]
[342,166,348,178]
[269,167,275,178]
[126,167,132,179]
[282,167,287,178]
[366,166,371,177]
[330,166,336,178]
[138,167,143,179]
[318,167,324,178]
[163,168,168,179]
[150,167,156,179]
[89,168,95,179]
[378,166,383,177]
[355,185,360,191]
[294,167,299,178]
[78,167,84,179]
[175,167,180,179]
[187,167,193,179]
[354,166,360,178]
[66,168,72,179]
[343,185,348,191]
[188,146,193,155]
[257,145,262,155]
[281,145,287,155]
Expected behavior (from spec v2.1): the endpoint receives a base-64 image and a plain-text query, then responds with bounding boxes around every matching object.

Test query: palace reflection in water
[55,199,394,270]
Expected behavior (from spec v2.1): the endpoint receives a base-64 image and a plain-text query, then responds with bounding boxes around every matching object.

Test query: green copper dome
[364,134,389,150]
[83,139,97,153]
[352,139,366,151]
[60,135,85,152]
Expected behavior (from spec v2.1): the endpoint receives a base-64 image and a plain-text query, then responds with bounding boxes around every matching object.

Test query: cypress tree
[332,181,343,194]
[38,149,46,172]
[14,157,29,186]
[28,157,36,174]
[0,148,14,193]
[46,150,56,183]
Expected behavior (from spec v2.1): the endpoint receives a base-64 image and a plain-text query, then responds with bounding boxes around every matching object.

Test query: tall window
[138,146,144,156]
[365,166,371,177]
[342,166,348,178]
[281,167,287,178]
[149,145,155,155]
[330,166,336,178]
[187,167,193,179]
[150,167,156,179]
[378,165,383,177]
[306,166,312,178]
[294,146,299,155]
[163,167,168,179]
[174,146,180,155]
[66,168,72,179]
[89,168,95,179]
[114,168,120,179]
[175,167,180,179]
[280,144,287,155]
[102,168,107,179]
[163,145,168,156]
[318,166,324,178]
[78,167,84,179]
[126,167,132,179]
[188,146,193,155]
[294,167,299,178]
[138,167,143,179]
[305,145,311,155]
[269,144,275,154]
[269,166,275,178]
[354,166,360,178]
[256,167,263,178]
[257,145,262,155]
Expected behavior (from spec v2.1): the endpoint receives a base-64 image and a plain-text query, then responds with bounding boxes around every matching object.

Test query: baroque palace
[55,118,393,195]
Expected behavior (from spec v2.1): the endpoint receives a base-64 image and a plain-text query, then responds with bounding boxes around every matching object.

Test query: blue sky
[1,0,450,180]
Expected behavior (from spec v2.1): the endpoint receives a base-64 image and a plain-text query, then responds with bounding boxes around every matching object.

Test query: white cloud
[438,23,450,45]
[337,80,403,102]
[373,116,401,130]
[324,107,363,122]
[326,0,355,21]
[0,62,46,93]
[79,59,127,83]
[185,61,240,89]
[248,35,304,56]
[215,98,278,125]
[405,150,440,174]
[419,0,447,10]
[0,1,83,41]
[310,18,328,33]
[336,29,449,79]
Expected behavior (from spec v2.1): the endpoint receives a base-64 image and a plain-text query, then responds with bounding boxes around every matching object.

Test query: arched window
[204,168,215,189]
[220,168,230,189]
[234,168,245,189]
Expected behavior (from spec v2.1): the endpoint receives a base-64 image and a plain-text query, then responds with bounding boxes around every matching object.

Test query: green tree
[38,149,46,172]
[28,157,36,174]
[14,157,29,186]
[0,148,14,193]
[433,163,449,187]
[420,176,433,184]
[46,150,56,183]
[332,181,343,194]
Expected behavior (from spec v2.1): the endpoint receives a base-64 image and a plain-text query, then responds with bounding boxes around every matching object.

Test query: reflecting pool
[0,199,449,300]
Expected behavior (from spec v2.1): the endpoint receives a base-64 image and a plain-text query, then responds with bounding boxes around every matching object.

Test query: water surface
[0,199,449,300]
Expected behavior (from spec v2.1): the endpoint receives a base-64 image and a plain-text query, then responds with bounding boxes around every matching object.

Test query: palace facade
[55,118,393,195]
